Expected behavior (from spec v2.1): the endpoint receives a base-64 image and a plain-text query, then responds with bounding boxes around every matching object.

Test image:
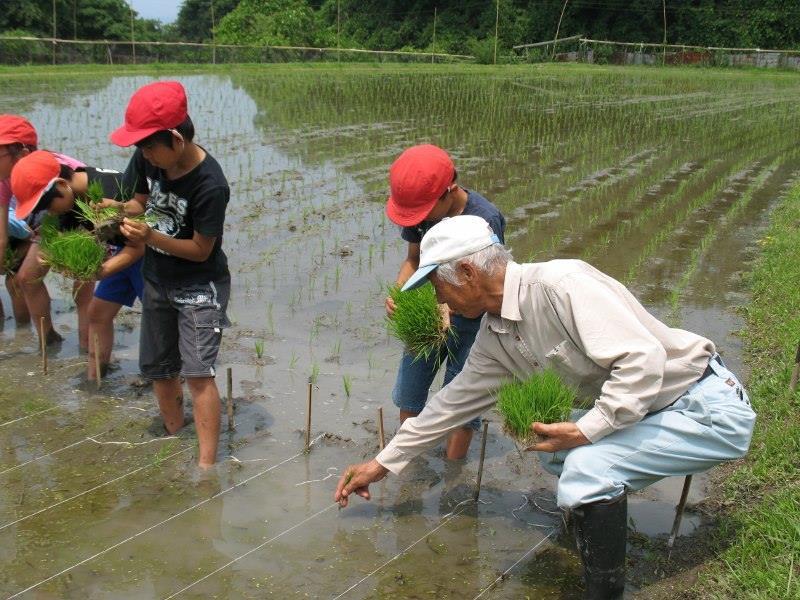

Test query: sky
[129,0,182,24]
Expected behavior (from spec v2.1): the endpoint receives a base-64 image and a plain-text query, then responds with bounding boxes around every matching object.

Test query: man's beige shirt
[376,260,714,474]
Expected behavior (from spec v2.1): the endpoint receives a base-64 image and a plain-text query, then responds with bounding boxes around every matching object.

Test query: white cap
[401,215,501,291]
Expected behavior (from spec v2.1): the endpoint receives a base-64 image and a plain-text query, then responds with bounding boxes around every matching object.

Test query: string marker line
[7,437,325,599]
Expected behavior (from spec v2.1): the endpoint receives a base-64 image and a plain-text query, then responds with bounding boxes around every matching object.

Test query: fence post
[493,0,499,64]
[128,1,136,64]
[431,7,437,64]
[210,0,216,64]
[336,0,341,62]
[52,0,57,65]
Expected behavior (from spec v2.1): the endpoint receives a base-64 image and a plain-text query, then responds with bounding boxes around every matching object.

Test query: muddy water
[1,65,799,598]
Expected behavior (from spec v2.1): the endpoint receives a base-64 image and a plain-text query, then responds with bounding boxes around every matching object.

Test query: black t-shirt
[400,189,506,244]
[130,147,230,286]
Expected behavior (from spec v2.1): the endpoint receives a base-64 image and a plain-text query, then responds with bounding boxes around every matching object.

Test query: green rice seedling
[495,370,577,445]
[310,362,320,385]
[387,283,454,363]
[85,179,104,204]
[254,339,265,359]
[74,197,122,228]
[39,220,106,281]
[342,374,352,397]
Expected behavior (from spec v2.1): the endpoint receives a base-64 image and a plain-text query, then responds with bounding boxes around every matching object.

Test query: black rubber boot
[572,494,627,600]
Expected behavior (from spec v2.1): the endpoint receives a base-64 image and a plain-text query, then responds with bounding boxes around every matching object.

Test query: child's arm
[96,244,144,280]
[0,207,8,275]
[385,242,420,316]
[120,219,216,263]
[96,193,147,216]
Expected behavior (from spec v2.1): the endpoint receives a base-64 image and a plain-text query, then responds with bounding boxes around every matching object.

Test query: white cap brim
[400,264,438,291]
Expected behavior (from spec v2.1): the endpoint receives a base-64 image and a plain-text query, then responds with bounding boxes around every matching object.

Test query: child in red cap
[11,150,145,380]
[0,113,84,333]
[107,80,231,469]
[385,144,505,459]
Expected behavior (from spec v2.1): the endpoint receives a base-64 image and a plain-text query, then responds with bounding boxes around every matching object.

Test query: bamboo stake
[474,419,490,501]
[39,317,47,375]
[226,367,235,431]
[377,407,385,450]
[667,475,693,550]
[790,342,800,392]
[93,332,101,390]
[305,377,313,451]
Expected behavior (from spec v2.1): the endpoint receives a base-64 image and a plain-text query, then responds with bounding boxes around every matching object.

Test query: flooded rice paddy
[1,64,799,598]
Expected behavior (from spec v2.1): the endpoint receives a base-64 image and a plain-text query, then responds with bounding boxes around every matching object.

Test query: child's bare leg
[73,280,96,351]
[16,244,61,344]
[154,377,185,434]
[187,376,221,469]
[6,273,30,323]
[87,297,121,380]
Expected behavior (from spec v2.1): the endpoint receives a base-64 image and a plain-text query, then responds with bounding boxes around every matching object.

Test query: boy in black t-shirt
[107,80,231,469]
[11,150,145,375]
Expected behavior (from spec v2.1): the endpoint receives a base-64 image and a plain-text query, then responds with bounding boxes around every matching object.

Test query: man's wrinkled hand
[525,421,590,453]
[334,459,389,508]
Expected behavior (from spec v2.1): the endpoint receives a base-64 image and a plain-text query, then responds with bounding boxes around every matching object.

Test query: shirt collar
[486,261,523,333]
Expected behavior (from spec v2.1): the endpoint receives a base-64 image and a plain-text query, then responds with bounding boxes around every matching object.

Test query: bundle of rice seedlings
[39,218,106,281]
[495,369,577,445]
[387,282,455,363]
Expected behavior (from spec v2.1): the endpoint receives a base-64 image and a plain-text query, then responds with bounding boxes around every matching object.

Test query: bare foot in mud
[45,327,63,345]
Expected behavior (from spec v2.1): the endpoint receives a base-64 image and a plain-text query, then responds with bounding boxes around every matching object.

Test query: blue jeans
[539,355,756,508]
[392,314,483,431]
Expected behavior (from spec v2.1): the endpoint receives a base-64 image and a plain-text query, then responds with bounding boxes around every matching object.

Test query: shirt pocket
[545,339,606,384]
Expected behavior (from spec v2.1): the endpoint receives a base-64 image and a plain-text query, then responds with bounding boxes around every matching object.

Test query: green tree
[215,0,319,46]
[175,0,239,42]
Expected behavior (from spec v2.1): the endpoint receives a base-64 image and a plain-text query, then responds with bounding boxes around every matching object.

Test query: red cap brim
[14,179,55,220]
[109,124,162,147]
[386,194,437,227]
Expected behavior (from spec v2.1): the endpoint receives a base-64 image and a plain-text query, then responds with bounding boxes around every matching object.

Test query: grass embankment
[692,186,800,599]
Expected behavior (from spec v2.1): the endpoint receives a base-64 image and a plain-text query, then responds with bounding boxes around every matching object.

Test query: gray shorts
[139,277,231,380]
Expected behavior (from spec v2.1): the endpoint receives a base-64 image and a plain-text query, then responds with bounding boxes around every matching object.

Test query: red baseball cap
[11,150,61,219]
[0,114,38,147]
[386,144,455,227]
[110,80,188,147]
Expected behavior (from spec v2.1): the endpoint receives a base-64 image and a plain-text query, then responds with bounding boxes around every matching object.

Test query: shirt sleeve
[191,184,229,238]
[550,274,668,442]
[375,327,511,474]
[400,225,421,243]
[489,213,506,244]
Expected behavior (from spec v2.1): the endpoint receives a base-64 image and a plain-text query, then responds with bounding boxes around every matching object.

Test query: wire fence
[513,36,800,70]
[2,32,799,69]
[0,36,474,66]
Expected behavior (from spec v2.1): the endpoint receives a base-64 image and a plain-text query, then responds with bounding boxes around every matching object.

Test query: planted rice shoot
[39,218,106,281]
[495,370,577,445]
[387,283,454,363]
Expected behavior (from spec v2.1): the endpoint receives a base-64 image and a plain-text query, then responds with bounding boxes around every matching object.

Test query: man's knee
[557,446,625,509]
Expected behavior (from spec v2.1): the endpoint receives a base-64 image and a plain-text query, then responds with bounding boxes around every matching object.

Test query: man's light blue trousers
[540,356,756,509]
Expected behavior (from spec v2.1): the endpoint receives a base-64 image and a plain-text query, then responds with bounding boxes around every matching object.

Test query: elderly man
[335,215,756,599]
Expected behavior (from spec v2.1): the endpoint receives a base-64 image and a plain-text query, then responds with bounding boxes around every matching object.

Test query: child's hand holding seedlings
[121,217,152,243]
[385,295,397,317]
